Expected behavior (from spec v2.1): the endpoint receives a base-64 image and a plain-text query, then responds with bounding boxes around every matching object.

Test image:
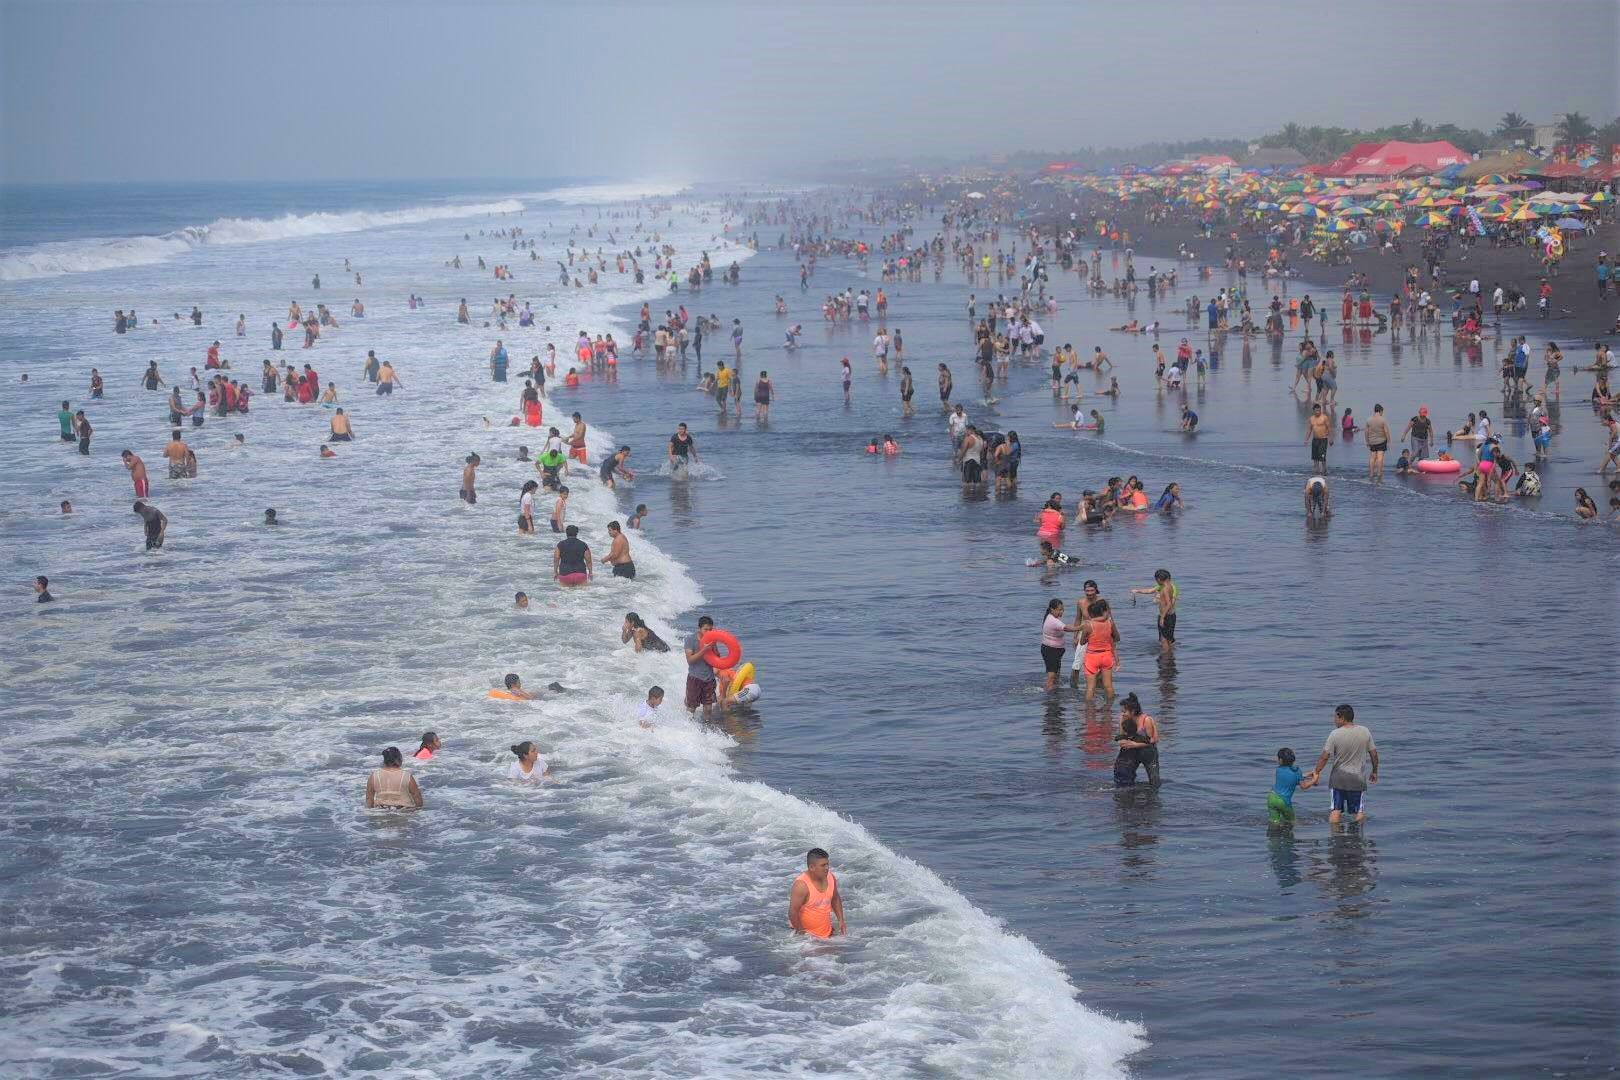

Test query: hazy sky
[3,0,1617,183]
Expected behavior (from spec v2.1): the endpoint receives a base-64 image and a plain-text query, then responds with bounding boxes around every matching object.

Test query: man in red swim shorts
[682,615,719,718]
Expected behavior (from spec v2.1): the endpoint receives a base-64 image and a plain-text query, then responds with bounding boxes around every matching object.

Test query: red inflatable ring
[699,629,743,669]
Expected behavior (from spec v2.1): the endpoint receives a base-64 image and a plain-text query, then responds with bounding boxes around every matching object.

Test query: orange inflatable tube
[699,629,742,668]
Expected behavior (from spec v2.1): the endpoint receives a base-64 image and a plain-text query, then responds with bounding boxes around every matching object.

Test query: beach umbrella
[1340,206,1375,217]
[1554,217,1589,230]
[965,191,986,199]
[1510,205,1538,221]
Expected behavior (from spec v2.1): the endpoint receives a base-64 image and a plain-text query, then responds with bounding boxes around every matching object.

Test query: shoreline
[1062,194,1620,344]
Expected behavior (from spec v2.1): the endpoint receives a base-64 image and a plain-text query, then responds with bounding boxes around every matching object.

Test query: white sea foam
[0,190,1143,1078]
[0,198,525,282]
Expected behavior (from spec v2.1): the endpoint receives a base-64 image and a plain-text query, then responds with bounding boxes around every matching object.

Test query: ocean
[0,180,1614,1079]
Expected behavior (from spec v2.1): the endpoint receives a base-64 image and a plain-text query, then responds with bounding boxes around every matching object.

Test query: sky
[2,0,1617,184]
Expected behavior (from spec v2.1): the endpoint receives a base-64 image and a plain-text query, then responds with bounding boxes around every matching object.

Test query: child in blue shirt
[1269,747,1315,824]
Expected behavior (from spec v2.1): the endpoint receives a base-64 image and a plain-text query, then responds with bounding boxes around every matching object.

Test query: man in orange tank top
[788,848,846,938]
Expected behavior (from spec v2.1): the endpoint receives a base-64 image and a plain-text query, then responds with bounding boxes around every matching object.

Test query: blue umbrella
[1554,217,1589,230]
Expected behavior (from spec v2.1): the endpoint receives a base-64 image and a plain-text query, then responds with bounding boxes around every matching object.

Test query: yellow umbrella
[1510,205,1538,221]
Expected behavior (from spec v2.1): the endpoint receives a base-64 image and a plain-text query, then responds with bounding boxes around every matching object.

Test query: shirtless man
[567,412,588,463]
[329,408,354,440]
[460,453,480,504]
[377,361,401,395]
[603,520,635,579]
[1364,403,1391,482]
[120,449,150,498]
[162,430,189,479]
[1130,569,1179,654]
[1306,404,1332,474]
[787,847,846,938]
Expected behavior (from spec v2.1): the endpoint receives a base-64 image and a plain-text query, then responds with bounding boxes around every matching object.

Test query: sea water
[0,183,1144,1078]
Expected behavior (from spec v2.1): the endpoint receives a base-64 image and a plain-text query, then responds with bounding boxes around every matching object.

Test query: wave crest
[0,198,525,282]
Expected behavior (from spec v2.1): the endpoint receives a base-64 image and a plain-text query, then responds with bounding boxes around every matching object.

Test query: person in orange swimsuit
[1079,599,1119,702]
[787,847,846,938]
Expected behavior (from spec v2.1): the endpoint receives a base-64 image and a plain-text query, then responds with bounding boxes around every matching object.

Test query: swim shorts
[1041,644,1064,674]
[460,488,476,504]
[1330,788,1365,815]
[685,675,717,709]
[1369,442,1387,453]
[612,561,636,579]
[1158,613,1177,643]
[1083,651,1115,676]
[1311,437,1328,461]
[557,572,587,586]
[1266,791,1295,823]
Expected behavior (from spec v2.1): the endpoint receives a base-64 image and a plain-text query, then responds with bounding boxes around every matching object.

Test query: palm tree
[1280,122,1303,150]
[1407,117,1429,138]
[1556,111,1594,146]
[1496,112,1532,143]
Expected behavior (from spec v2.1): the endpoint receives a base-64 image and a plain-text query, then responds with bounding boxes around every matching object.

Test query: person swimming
[1038,540,1080,568]
[622,611,670,653]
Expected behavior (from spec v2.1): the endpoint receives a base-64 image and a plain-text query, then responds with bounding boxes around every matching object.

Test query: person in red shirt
[205,341,222,369]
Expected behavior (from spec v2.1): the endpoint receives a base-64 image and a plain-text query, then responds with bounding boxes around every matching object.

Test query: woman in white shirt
[507,740,551,782]
[518,480,537,534]
[1040,599,1082,692]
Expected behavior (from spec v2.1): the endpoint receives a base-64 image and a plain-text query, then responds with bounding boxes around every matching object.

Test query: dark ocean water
[0,181,1615,1078]
[580,240,1620,1078]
